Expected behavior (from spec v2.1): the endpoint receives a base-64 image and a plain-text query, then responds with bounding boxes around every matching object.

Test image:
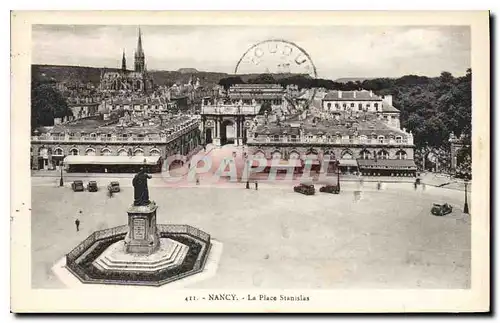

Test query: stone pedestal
[124,201,160,255]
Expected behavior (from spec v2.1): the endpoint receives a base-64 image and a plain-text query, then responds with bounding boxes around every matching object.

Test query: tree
[248,74,276,84]
[456,154,472,180]
[218,76,245,90]
[258,102,272,115]
[31,79,72,131]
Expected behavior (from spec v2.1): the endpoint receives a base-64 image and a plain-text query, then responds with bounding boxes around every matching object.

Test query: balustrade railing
[201,105,260,115]
[32,121,200,144]
[247,136,412,145]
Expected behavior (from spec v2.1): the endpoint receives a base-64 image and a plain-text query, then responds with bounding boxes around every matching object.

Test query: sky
[32,25,471,79]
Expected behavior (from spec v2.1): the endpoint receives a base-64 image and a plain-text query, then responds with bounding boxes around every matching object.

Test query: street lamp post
[59,159,64,187]
[463,179,469,214]
[337,160,341,191]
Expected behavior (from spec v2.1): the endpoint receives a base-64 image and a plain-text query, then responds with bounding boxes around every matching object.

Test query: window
[366,103,371,108]
[374,103,379,108]
[378,135,385,143]
[350,103,355,107]
[54,148,64,156]
[85,148,96,156]
[396,150,407,160]
[396,136,402,143]
[150,148,161,156]
[377,150,389,159]
[101,148,112,156]
[327,102,332,108]
[134,148,144,156]
[335,103,339,108]
[358,103,363,111]
[343,103,347,108]
[341,151,353,159]
[360,150,371,159]
[69,148,79,156]
[117,148,128,156]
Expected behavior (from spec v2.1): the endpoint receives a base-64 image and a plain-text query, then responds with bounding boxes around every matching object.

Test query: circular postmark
[234,39,318,110]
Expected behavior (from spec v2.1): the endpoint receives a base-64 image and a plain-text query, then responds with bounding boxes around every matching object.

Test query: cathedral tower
[121,49,127,71]
[134,27,145,73]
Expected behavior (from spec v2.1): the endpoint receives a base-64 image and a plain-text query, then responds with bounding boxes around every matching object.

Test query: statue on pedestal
[133,168,152,206]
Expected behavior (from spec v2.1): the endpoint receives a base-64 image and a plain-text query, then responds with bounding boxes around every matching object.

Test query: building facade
[227,84,285,108]
[31,115,202,172]
[322,90,400,129]
[246,90,417,177]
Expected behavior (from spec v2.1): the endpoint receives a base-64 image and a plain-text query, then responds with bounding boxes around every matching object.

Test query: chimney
[338,90,342,99]
[383,94,393,106]
[369,90,373,97]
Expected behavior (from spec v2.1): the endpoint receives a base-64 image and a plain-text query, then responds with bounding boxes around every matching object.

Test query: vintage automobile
[319,184,340,194]
[87,181,98,192]
[431,203,453,216]
[294,183,315,195]
[107,181,121,193]
[71,180,84,192]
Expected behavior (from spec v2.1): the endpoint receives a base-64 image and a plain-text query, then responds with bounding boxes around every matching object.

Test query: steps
[93,238,189,272]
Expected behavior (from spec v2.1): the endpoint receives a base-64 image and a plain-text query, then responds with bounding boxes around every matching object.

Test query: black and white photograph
[10,10,490,313]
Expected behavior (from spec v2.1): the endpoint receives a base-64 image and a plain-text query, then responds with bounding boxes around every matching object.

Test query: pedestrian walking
[196,176,200,185]
[255,181,258,190]
[75,218,80,232]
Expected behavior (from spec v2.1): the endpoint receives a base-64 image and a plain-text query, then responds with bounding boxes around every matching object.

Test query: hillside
[177,68,199,74]
[31,64,313,89]
[32,64,113,85]
[335,77,377,83]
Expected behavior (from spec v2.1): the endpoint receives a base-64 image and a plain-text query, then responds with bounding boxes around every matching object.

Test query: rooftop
[323,90,383,101]
[44,114,194,135]
[253,112,408,137]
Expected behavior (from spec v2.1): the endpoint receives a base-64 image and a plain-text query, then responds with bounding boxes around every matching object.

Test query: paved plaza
[32,171,471,289]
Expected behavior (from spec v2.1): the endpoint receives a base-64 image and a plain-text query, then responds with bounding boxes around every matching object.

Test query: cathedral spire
[121,49,127,71]
[134,27,145,72]
[137,27,144,56]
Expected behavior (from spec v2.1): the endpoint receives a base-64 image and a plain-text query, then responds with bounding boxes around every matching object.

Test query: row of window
[326,102,379,111]
[51,147,162,156]
[258,149,408,160]
[272,134,404,143]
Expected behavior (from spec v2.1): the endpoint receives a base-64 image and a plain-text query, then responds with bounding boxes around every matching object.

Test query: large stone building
[246,90,417,177]
[322,90,401,128]
[227,84,285,108]
[31,114,201,172]
[99,28,154,93]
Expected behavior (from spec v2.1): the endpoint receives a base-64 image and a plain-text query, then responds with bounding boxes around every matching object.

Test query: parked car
[431,203,453,216]
[319,184,340,194]
[71,180,84,192]
[294,183,315,195]
[108,181,121,193]
[87,181,98,192]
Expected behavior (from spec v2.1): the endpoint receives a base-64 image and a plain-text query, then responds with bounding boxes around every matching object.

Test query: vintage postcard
[11,11,489,313]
